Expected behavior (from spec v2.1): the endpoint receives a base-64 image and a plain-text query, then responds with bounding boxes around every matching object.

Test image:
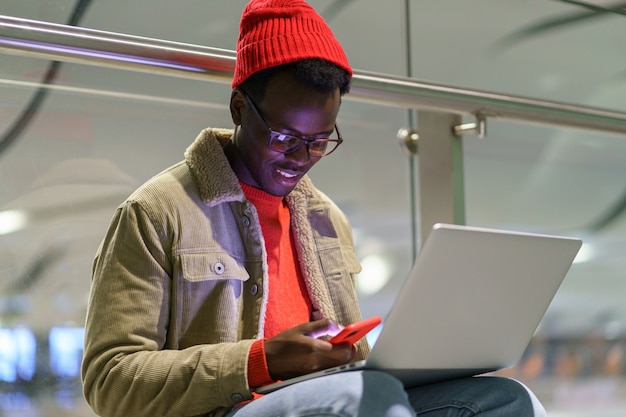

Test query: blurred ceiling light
[0,210,28,235]
[605,320,622,340]
[356,255,391,296]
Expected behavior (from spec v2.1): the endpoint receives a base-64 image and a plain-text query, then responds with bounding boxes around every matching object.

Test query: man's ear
[230,89,245,125]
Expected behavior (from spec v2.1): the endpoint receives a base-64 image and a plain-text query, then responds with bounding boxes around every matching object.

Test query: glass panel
[463,118,626,333]
[409,0,626,112]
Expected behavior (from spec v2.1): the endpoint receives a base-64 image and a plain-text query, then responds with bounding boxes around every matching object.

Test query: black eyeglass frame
[239,89,343,157]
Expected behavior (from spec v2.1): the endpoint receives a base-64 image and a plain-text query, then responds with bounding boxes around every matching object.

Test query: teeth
[277,169,296,178]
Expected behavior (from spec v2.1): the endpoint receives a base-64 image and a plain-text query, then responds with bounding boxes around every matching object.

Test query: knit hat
[232,0,352,88]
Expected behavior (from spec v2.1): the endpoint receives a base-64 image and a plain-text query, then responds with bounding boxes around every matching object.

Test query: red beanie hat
[232,0,352,88]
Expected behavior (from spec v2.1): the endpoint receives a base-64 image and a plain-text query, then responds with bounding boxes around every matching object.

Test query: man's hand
[264,319,356,381]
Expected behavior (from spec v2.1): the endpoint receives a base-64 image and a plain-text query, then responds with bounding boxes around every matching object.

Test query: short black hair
[239,58,351,102]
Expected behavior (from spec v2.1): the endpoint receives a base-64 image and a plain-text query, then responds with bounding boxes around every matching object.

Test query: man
[82,1,547,416]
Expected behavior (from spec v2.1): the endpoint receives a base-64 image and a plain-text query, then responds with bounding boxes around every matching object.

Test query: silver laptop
[254,223,582,394]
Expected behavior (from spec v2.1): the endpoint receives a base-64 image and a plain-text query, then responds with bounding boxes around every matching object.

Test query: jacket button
[214,262,225,275]
[250,284,259,295]
[231,393,244,402]
[241,216,250,227]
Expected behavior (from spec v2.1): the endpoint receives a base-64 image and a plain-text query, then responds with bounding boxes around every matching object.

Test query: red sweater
[240,183,313,387]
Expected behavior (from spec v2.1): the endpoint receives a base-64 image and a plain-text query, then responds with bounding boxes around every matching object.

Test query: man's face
[230,71,341,197]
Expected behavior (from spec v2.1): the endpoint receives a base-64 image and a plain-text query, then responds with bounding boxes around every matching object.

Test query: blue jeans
[225,370,546,417]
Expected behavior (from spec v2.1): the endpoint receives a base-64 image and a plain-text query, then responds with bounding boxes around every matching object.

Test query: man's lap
[226,370,545,417]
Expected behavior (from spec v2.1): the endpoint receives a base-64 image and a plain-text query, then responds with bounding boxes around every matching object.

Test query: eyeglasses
[241,90,343,157]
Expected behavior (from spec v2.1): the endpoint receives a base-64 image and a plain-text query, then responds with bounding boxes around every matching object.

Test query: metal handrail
[2,14,626,135]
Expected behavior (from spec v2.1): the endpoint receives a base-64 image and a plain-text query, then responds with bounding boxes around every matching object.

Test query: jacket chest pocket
[172,252,252,345]
[179,252,250,282]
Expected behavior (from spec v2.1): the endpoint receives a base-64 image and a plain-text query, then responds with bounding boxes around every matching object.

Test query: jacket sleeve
[81,200,254,417]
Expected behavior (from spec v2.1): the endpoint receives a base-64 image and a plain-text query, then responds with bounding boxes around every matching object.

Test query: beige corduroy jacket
[81,128,368,417]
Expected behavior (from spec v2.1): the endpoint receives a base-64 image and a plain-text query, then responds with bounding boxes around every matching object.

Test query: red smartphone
[328,316,382,345]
